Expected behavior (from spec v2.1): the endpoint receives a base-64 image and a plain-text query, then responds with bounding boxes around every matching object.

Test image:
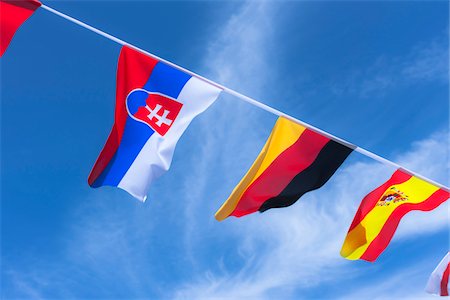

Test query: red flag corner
[0,0,41,57]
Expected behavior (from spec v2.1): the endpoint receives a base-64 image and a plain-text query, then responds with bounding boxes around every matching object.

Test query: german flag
[215,117,353,221]
[341,170,449,262]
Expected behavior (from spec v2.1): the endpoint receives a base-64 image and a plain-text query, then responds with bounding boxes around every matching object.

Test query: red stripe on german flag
[341,169,449,262]
[215,117,353,221]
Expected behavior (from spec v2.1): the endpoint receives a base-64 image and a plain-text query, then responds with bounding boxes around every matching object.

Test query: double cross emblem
[145,104,173,127]
[126,89,183,136]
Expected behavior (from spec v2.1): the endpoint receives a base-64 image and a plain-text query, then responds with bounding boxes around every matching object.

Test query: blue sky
[1,1,449,299]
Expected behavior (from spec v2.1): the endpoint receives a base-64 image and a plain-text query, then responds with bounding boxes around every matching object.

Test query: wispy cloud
[4,269,46,299]
[179,0,278,270]
[3,193,157,298]
[331,34,448,98]
[336,260,437,300]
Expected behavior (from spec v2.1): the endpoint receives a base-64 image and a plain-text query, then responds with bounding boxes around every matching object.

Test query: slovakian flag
[88,46,221,201]
[426,252,450,296]
[215,117,353,221]
[340,170,449,262]
[0,0,41,57]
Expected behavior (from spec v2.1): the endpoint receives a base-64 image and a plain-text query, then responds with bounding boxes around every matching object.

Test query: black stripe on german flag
[259,140,353,212]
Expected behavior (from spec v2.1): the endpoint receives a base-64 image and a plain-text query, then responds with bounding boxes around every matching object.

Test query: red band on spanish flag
[341,170,449,262]
[215,117,353,221]
[0,0,41,57]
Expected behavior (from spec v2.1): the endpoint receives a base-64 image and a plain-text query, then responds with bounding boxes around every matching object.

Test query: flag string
[40,4,449,191]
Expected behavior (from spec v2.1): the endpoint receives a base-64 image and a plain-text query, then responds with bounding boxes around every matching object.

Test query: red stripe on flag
[360,189,449,262]
[441,263,450,296]
[88,46,158,185]
[231,129,329,217]
[0,0,41,57]
[348,170,411,232]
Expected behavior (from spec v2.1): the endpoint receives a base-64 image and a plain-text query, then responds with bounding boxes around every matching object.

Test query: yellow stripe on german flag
[215,117,353,221]
[341,169,449,262]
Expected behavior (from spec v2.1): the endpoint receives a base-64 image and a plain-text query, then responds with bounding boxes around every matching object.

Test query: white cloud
[402,39,449,83]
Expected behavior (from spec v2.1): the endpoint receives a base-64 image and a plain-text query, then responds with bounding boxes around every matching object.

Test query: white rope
[40,4,449,191]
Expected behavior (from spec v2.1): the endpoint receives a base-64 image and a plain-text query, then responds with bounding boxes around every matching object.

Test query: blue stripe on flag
[91,117,155,187]
[143,62,191,98]
[92,61,191,188]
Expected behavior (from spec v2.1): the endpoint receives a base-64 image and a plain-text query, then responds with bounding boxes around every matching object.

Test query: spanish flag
[341,170,449,262]
[215,117,353,221]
